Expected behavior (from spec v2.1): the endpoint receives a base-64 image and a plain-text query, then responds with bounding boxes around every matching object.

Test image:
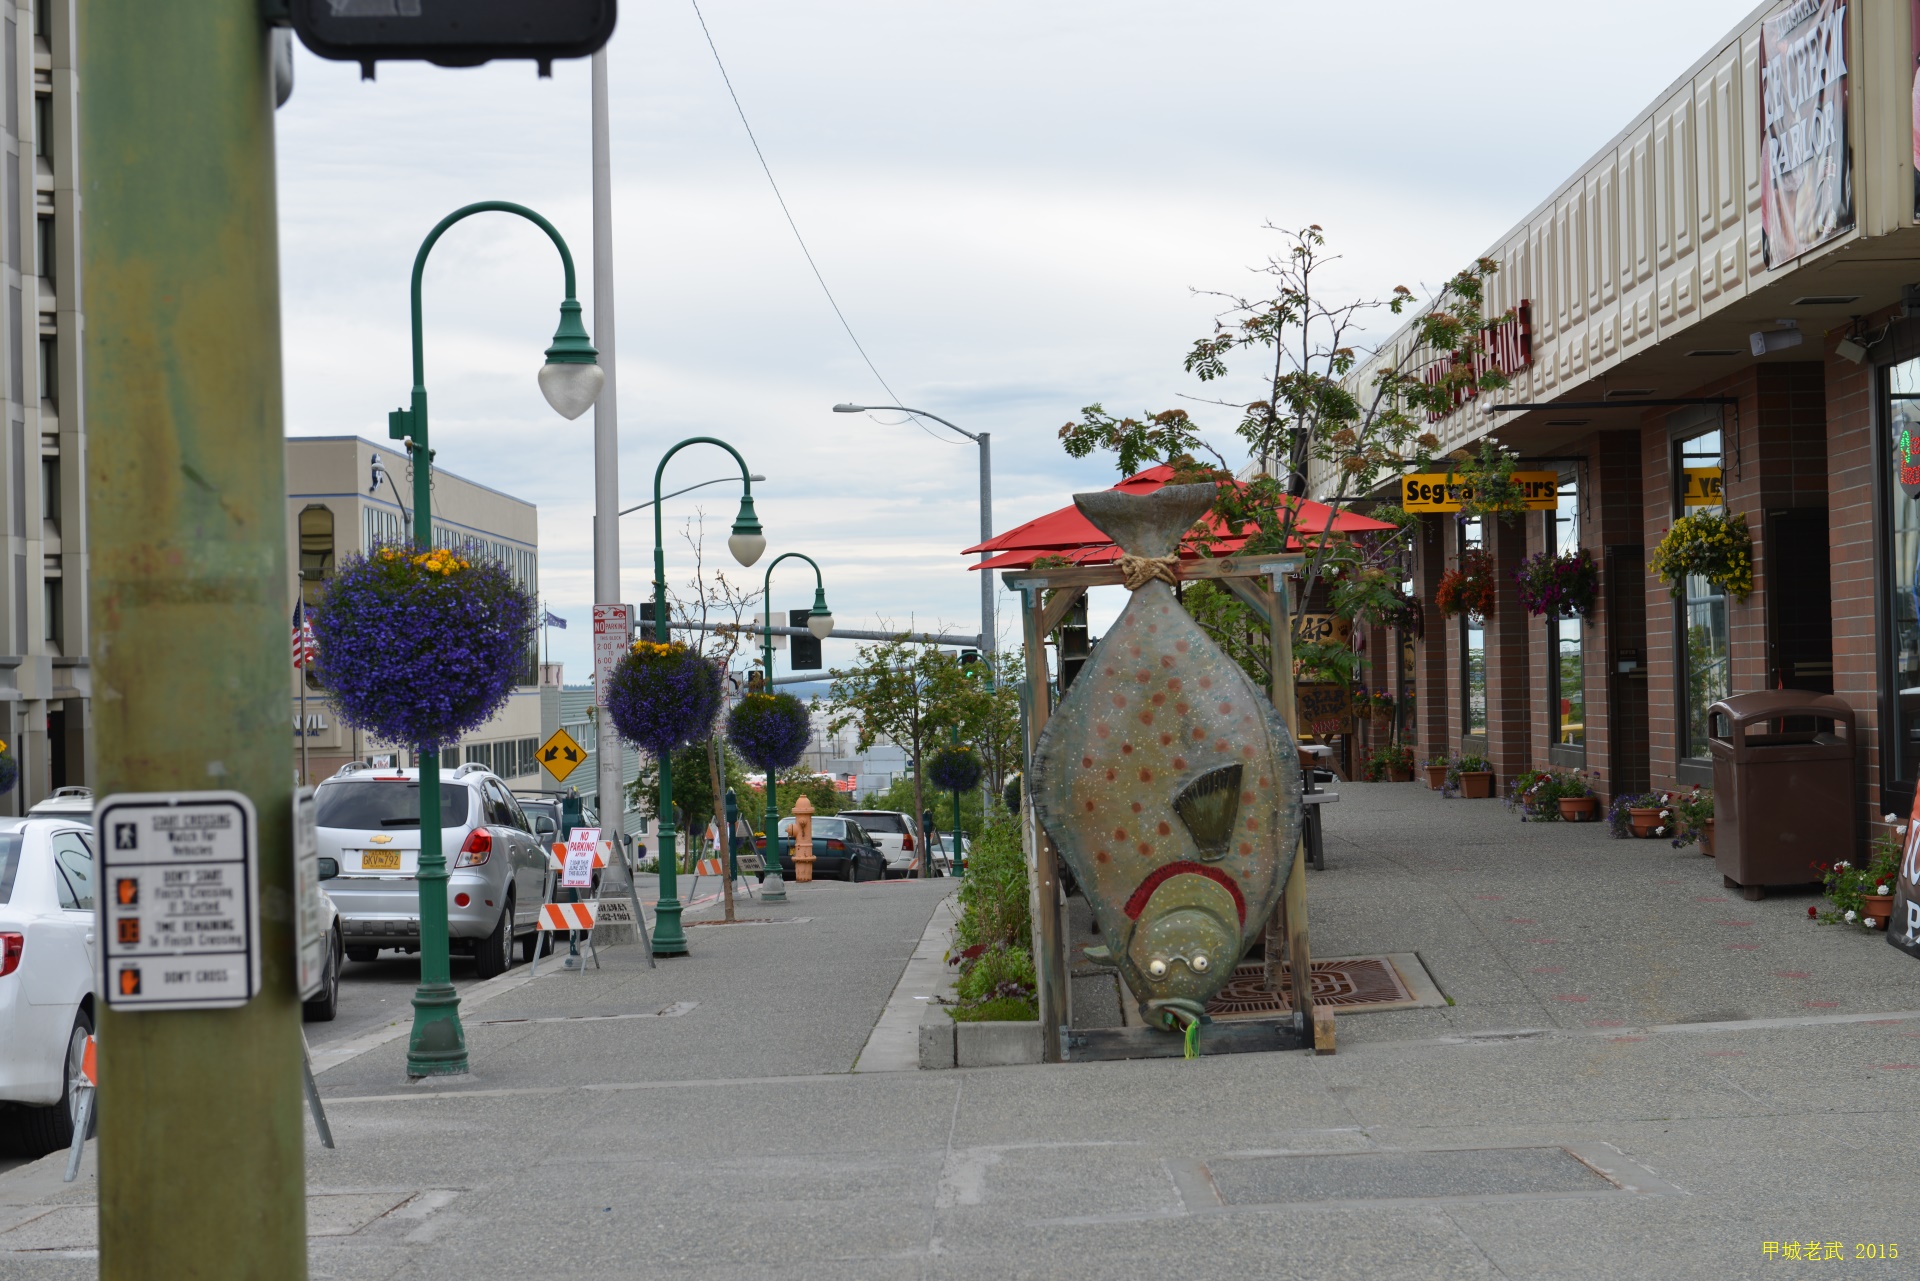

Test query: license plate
[361,849,402,871]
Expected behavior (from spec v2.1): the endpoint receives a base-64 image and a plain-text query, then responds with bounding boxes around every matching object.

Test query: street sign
[593,603,633,710]
[292,786,327,1001]
[97,791,261,1012]
[538,726,587,784]
[288,0,616,77]
[564,827,600,889]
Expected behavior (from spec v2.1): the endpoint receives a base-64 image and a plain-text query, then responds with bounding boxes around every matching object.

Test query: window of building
[1550,475,1584,756]
[35,216,51,286]
[40,456,56,529]
[42,576,60,647]
[1675,428,1729,763]
[33,94,48,160]
[298,504,334,606]
[37,334,53,408]
[1460,516,1486,736]
[1883,360,1920,795]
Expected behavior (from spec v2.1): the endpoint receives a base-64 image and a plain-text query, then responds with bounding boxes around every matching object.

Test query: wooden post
[1263,566,1331,1053]
[1018,583,1071,1062]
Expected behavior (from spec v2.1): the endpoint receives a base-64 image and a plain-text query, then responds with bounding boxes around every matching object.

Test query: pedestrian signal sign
[538,726,587,784]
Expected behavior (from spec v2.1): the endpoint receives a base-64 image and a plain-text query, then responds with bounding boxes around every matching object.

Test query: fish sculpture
[1030,483,1303,1034]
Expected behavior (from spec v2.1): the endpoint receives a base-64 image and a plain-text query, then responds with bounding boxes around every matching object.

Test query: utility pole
[82,1,306,1275]
[590,46,638,940]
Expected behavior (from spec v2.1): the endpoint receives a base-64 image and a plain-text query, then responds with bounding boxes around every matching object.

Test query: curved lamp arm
[410,200,583,389]
[652,436,763,574]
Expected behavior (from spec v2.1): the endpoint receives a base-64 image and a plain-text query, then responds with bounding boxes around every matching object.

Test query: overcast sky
[275,0,1758,679]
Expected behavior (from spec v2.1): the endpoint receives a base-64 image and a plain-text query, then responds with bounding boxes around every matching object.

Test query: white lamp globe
[537,361,604,421]
[807,611,834,640]
[727,530,766,567]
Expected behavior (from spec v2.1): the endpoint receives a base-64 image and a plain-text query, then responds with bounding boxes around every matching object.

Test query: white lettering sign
[564,826,600,889]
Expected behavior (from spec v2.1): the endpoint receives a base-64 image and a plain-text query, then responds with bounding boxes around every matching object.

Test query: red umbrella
[964,464,1395,570]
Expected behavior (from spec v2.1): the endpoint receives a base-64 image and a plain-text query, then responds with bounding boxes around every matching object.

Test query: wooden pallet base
[1066,1016,1312,1061]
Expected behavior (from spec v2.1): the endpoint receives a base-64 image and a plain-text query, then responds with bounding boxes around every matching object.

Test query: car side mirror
[534,816,557,837]
[317,856,339,881]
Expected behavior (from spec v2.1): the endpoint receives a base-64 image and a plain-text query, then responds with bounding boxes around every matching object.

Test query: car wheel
[473,896,513,980]
[841,860,856,883]
[520,928,542,964]
[345,945,378,965]
[302,927,341,1023]
[8,1008,92,1159]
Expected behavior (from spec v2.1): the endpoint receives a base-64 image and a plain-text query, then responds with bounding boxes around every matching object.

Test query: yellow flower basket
[1649,510,1752,601]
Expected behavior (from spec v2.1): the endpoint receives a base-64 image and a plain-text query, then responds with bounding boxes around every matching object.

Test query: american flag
[291,599,318,669]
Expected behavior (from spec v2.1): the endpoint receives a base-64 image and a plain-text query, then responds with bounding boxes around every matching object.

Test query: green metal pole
[650,436,758,953]
[82,1,305,1274]
[756,552,822,902]
[391,201,585,1074]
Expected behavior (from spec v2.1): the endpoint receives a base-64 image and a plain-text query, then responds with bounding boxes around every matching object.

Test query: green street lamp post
[650,437,766,955]
[756,553,833,903]
[388,201,603,1078]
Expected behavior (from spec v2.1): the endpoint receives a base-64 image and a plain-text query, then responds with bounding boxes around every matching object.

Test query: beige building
[286,435,544,786]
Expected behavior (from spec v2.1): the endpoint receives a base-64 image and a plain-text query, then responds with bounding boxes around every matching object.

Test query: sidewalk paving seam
[853,885,960,1072]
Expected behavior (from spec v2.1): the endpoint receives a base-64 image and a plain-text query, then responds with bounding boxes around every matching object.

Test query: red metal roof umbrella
[964,464,1395,570]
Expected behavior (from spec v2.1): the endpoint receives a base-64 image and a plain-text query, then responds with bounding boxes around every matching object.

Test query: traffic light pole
[83,2,307,1275]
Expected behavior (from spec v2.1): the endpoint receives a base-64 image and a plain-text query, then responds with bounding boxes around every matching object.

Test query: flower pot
[1557,796,1598,822]
[1387,766,1413,783]
[1458,770,1494,799]
[1628,807,1662,838]
[1699,817,1715,858]
[1862,894,1894,930]
[1424,765,1448,790]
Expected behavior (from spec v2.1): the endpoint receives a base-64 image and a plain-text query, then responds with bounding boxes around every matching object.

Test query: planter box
[1387,766,1413,783]
[1424,765,1448,790]
[954,1020,1043,1067]
[1558,796,1599,822]
[1458,770,1494,799]
[1628,807,1662,838]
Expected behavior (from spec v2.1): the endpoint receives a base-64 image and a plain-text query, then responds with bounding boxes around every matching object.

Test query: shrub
[1506,769,1593,821]
[1667,787,1713,848]
[950,942,1038,1022]
[951,810,1030,955]
[1606,791,1665,839]
[1362,742,1415,781]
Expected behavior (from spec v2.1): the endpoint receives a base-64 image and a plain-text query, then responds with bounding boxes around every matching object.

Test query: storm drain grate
[1206,1146,1614,1206]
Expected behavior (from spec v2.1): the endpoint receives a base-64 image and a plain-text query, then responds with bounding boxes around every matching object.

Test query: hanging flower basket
[0,740,17,796]
[726,692,812,773]
[606,640,724,757]
[311,545,535,750]
[927,745,984,792]
[1649,510,1752,601]
[1434,548,1497,619]
[1514,548,1599,618]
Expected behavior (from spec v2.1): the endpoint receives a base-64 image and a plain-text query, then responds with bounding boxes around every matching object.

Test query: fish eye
[1147,959,1168,979]
[1191,954,1210,973]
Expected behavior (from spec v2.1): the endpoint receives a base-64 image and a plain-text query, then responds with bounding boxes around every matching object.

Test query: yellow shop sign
[1682,466,1723,507]
[1400,471,1560,513]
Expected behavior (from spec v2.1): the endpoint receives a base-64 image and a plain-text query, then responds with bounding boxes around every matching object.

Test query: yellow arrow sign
[537,726,587,785]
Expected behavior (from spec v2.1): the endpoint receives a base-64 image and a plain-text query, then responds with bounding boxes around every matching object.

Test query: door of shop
[1606,545,1650,796]
[1765,507,1834,694]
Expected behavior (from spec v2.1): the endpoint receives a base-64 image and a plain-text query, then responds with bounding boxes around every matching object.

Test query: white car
[838,810,944,877]
[0,817,97,1158]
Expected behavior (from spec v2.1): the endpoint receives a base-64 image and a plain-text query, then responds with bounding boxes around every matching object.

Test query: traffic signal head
[289,0,616,79]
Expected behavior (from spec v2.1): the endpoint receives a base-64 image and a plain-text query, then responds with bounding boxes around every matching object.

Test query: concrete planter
[919,1014,1043,1068]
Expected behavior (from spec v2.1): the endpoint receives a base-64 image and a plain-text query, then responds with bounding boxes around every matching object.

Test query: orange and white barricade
[530,900,603,975]
[686,852,758,900]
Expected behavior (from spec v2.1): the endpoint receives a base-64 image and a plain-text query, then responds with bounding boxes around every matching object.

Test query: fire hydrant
[790,795,816,883]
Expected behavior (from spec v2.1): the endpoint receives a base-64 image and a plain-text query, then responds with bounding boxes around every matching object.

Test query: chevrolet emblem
[369,834,393,844]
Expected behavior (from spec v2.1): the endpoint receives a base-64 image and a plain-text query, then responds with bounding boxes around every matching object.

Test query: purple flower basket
[311,546,535,751]
[927,745,983,792]
[606,641,724,758]
[726,692,811,773]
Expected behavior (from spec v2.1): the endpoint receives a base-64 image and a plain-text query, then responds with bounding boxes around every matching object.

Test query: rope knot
[1117,554,1180,591]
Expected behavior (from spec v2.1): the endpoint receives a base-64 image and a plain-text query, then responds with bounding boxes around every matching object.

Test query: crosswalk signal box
[290,0,616,78]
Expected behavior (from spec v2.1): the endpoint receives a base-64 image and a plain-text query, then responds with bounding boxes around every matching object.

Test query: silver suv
[315,763,549,977]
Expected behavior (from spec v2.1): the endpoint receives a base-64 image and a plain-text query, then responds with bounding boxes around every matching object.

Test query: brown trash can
[1708,690,1856,900]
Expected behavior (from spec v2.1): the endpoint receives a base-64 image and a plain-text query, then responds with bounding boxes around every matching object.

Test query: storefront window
[1551,477,1583,748]
[1677,429,1729,759]
[1885,360,1920,789]
[1461,517,1486,734]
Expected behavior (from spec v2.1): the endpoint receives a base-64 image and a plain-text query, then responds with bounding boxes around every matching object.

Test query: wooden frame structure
[1005,554,1334,1063]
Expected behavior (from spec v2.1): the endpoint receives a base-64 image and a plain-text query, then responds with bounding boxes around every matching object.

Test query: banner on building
[1759,0,1853,268]
[1401,471,1559,514]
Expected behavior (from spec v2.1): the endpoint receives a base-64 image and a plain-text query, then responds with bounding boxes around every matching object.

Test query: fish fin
[1173,762,1243,860]
[1081,944,1116,966]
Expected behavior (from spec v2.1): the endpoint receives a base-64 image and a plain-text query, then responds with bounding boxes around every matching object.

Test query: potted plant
[1505,769,1554,820]
[1422,756,1452,790]
[1607,792,1668,839]
[1514,548,1600,619]
[1550,771,1599,821]
[1364,742,1415,783]
[1435,549,1498,619]
[727,691,813,774]
[1452,753,1494,799]
[1813,829,1902,930]
[606,639,726,758]
[1649,509,1754,602]
[1668,787,1714,854]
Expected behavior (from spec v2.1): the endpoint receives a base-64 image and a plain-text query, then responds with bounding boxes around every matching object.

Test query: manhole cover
[1206,1147,1614,1206]
[1206,956,1414,1018]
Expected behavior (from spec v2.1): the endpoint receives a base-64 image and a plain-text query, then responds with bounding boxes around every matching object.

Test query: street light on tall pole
[388,201,602,1078]
[755,553,833,904]
[648,437,766,956]
[831,404,992,659]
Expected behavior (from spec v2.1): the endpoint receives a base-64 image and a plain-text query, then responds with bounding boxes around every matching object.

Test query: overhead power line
[686,0,949,446]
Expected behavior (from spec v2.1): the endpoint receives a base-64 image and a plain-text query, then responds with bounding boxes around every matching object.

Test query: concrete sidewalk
[3,791,1917,1279]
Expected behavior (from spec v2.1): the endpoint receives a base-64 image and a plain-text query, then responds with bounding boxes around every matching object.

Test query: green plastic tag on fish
[1183,1018,1199,1060]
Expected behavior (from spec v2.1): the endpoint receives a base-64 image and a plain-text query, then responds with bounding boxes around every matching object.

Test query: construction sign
[538,726,587,784]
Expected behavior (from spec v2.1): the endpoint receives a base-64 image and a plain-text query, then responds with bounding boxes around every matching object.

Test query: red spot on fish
[1159,732,1173,746]
[1192,728,1207,741]
[1175,702,1190,715]
[1172,756,1187,769]
[1113,828,1127,840]
[1131,801,1142,813]
[1245,818,1258,831]
[1137,842,1152,857]
[1160,654,1175,668]
[1242,745,1256,759]
[1241,791,1255,804]
[1259,776,1270,787]
[1135,671,1150,684]
[1218,702,1233,714]
[1112,694,1129,708]
[1103,667,1116,677]
[1176,640,1191,653]
[1214,739,1229,752]
[1238,841,1253,855]
[1121,742,1134,755]
[1081,756,1093,768]
[1138,769,1153,784]
[1095,850,1110,864]
[1095,723,1111,739]
[1128,644,1142,657]
[1167,677,1182,692]
[1151,693,1166,706]
[1083,801,1095,813]
[1105,769,1117,782]
[1148,624,1158,633]
[1138,711,1154,726]
[1157,821,1171,837]
[1198,675,1211,688]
